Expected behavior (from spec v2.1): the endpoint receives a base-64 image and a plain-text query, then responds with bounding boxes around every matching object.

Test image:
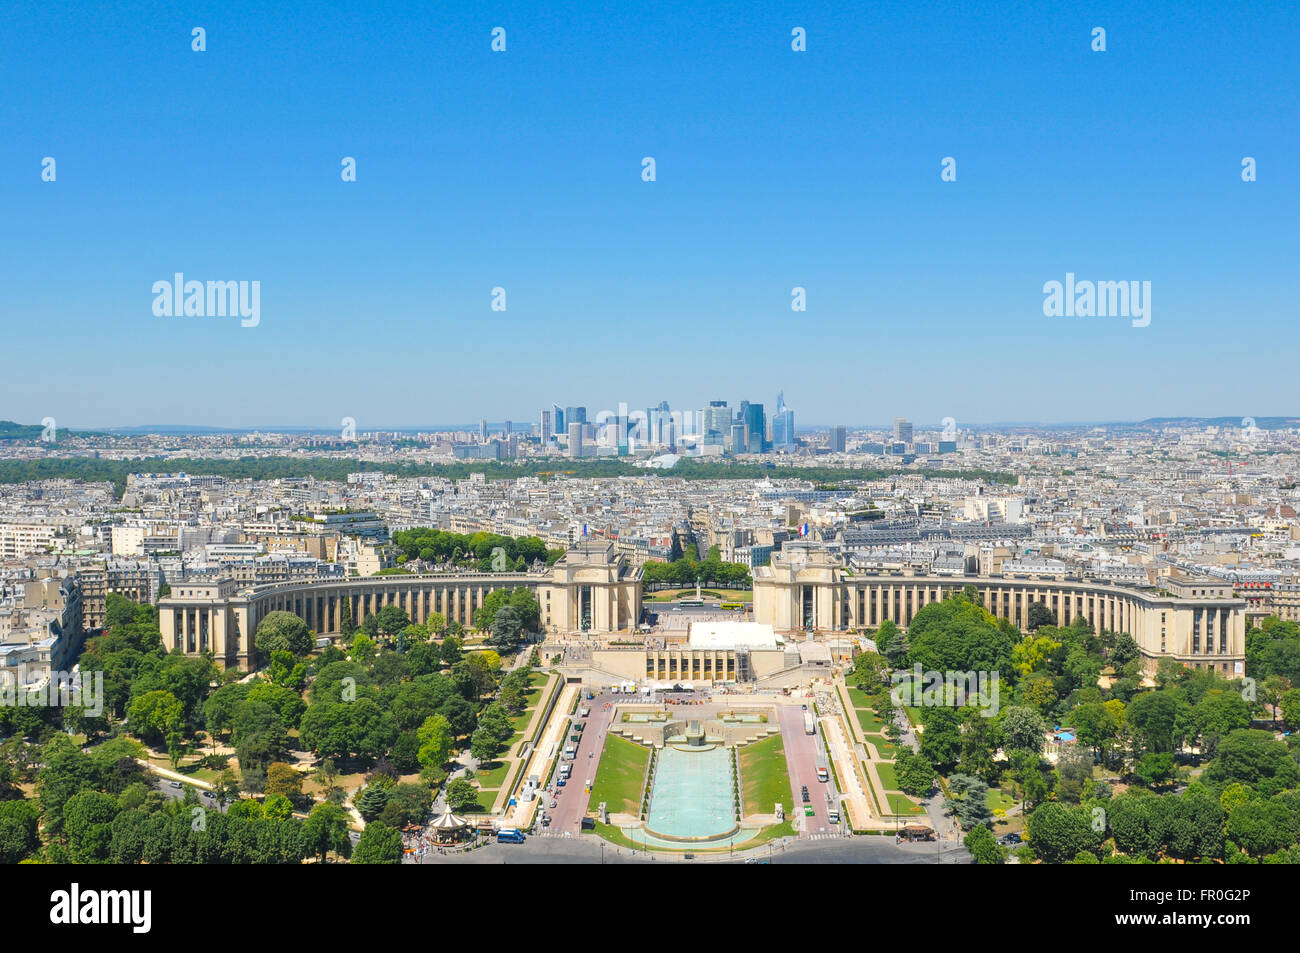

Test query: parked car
[998,832,1022,846]
[800,786,810,803]
[168,781,183,789]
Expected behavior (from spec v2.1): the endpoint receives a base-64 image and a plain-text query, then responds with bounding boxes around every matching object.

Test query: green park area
[887,793,926,815]
[739,734,792,815]
[588,734,650,816]
[644,589,753,603]
[875,760,900,791]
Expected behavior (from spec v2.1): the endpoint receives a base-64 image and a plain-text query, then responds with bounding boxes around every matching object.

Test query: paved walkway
[500,682,580,830]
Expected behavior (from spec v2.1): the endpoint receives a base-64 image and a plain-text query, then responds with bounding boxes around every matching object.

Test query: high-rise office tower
[773,392,795,450]
[829,426,847,452]
[565,406,587,427]
[740,402,766,453]
[894,417,913,444]
[703,400,731,442]
[567,422,584,458]
[479,419,488,442]
[552,403,565,433]
[504,420,512,436]
[540,410,553,441]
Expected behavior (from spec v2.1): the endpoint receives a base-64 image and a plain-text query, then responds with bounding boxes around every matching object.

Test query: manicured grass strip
[856,709,885,734]
[739,734,792,815]
[473,760,509,790]
[846,687,874,709]
[863,734,899,760]
[887,793,925,815]
[588,734,650,816]
[875,761,900,791]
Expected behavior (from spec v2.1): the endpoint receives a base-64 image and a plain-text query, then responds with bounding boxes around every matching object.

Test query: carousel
[429,810,469,845]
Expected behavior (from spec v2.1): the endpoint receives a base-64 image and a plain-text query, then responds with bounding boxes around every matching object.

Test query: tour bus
[496,828,525,844]
[720,602,744,611]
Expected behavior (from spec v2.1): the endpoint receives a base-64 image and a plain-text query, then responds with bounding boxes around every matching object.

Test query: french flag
[798,523,809,537]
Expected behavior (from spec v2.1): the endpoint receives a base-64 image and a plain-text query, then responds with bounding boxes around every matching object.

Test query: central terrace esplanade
[159,541,642,669]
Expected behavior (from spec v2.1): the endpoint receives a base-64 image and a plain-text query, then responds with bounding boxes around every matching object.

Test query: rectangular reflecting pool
[645,746,736,842]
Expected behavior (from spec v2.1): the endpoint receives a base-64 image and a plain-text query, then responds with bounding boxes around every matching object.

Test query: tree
[1027,602,1056,630]
[444,778,480,813]
[356,784,391,821]
[374,605,412,640]
[265,762,304,799]
[894,748,935,797]
[488,605,524,650]
[63,790,120,863]
[1226,799,1295,857]
[964,823,1004,864]
[852,651,888,691]
[1280,688,1300,731]
[945,774,993,830]
[417,714,454,774]
[470,729,502,765]
[254,610,313,659]
[999,706,1047,755]
[918,706,962,773]
[1025,802,1099,864]
[1126,690,1183,755]
[906,593,1016,678]
[1055,745,1094,803]
[0,800,41,864]
[352,822,403,864]
[1207,729,1300,795]
[302,803,353,862]
[126,690,184,750]
[877,620,907,668]
[1134,752,1177,790]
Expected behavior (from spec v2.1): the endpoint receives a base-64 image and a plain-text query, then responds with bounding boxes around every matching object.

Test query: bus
[678,599,704,608]
[496,828,525,844]
[720,602,744,611]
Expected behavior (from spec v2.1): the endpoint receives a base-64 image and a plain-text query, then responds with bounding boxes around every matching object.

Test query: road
[414,834,969,864]
[547,691,619,832]
[776,702,832,834]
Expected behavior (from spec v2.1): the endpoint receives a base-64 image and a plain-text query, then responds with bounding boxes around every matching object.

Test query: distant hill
[1138,416,1300,430]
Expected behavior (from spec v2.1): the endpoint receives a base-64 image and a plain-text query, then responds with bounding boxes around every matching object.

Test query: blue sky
[2,0,1296,430]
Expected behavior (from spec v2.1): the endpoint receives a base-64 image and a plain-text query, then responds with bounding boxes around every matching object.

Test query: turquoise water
[645,746,736,840]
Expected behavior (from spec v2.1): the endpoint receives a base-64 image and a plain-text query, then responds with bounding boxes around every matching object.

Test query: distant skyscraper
[567,422,584,458]
[703,401,731,444]
[565,406,587,427]
[894,417,913,445]
[740,402,766,453]
[479,418,488,442]
[504,420,512,436]
[540,409,553,441]
[829,426,846,452]
[553,403,565,433]
[773,392,795,450]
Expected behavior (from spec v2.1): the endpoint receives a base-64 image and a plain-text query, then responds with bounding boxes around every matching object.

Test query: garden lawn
[588,735,650,816]
[887,793,926,815]
[739,734,793,815]
[875,761,901,791]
